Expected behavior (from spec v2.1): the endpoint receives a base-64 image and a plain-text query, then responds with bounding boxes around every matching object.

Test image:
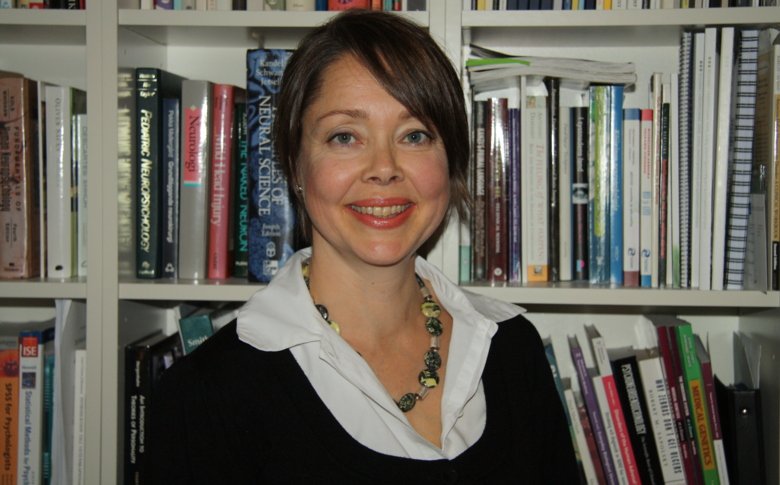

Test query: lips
[348,199,414,229]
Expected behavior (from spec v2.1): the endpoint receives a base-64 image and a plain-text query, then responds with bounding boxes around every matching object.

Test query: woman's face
[298,55,450,268]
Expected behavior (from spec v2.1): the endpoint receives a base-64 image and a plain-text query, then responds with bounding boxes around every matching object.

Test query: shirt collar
[236,247,525,352]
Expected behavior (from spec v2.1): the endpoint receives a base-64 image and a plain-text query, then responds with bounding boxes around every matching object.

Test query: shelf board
[0,279,87,300]
[464,285,780,308]
[118,9,428,47]
[0,10,86,45]
[462,7,780,29]
[119,279,263,301]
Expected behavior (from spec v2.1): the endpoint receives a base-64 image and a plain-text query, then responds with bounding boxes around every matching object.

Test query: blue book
[588,86,610,285]
[609,85,624,286]
[246,49,296,283]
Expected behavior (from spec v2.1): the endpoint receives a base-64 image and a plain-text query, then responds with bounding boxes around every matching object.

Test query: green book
[177,310,214,355]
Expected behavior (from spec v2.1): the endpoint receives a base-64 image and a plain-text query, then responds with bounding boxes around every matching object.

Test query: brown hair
[273,9,470,242]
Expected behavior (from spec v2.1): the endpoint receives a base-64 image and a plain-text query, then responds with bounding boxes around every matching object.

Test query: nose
[362,139,403,185]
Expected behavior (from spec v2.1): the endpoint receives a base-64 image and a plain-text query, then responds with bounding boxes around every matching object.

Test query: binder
[715,376,766,485]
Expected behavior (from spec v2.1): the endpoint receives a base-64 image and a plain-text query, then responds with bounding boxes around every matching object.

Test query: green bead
[418,369,439,388]
[425,317,443,336]
[424,349,441,370]
[421,301,441,318]
[397,393,418,412]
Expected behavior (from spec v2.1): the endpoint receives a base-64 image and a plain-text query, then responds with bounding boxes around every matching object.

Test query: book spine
[659,96,670,287]
[609,85,624,286]
[117,69,137,278]
[161,98,180,279]
[679,30,693,289]
[73,112,88,279]
[546,77,561,282]
[569,336,619,485]
[588,85,610,284]
[45,85,74,279]
[623,108,641,287]
[508,106,522,283]
[0,75,39,279]
[42,338,54,485]
[525,91,549,282]
[592,374,630,484]
[724,29,759,290]
[486,97,508,284]
[232,99,249,279]
[17,331,44,485]
[697,339,730,484]
[698,27,719,291]
[71,349,86,485]
[670,73,681,288]
[675,324,720,484]
[639,109,653,287]
[773,44,780,291]
[612,355,665,485]
[135,68,164,279]
[246,49,296,283]
[178,80,212,280]
[691,32,706,289]
[472,100,487,282]
[636,351,686,484]
[564,387,601,485]
[558,105,573,282]
[124,343,149,484]
[0,348,19,484]
[573,106,589,281]
[207,84,235,280]
[650,72,663,288]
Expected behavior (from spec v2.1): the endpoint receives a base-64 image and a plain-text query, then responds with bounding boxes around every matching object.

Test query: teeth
[351,204,410,218]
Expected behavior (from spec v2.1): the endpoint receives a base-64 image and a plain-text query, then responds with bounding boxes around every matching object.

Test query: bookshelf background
[1,2,779,484]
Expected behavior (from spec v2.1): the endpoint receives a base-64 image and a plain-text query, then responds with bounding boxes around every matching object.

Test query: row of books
[122,301,238,484]
[0,72,88,281]
[549,316,765,485]
[121,49,299,283]
[462,27,780,291]
[122,0,427,10]
[0,0,83,7]
[465,0,776,9]
[0,300,87,485]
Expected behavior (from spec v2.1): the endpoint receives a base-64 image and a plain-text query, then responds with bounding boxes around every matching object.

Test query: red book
[328,0,370,9]
[207,84,235,280]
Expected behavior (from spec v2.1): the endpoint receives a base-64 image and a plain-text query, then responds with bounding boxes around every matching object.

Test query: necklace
[301,260,443,413]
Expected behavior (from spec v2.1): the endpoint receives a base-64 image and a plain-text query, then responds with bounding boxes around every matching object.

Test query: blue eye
[330,133,355,145]
[405,131,431,145]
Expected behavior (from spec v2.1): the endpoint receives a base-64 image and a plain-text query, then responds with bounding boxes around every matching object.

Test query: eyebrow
[315,109,414,124]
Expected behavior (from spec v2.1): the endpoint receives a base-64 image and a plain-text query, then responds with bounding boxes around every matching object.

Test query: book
[207,83,236,280]
[0,342,19,485]
[679,30,693,289]
[0,72,40,279]
[522,78,549,283]
[569,334,619,485]
[558,105,573,282]
[573,106,590,281]
[588,85,610,285]
[123,331,183,485]
[563,380,601,485]
[649,72,663,288]
[486,97,509,284]
[118,68,137,278]
[610,346,665,485]
[609,85,624,287]
[177,308,215,355]
[507,101,521,283]
[71,349,86,485]
[232,95,249,279]
[471,100,487,282]
[658,81,671,288]
[635,347,686,484]
[73,112,88,279]
[161,97,180,279]
[694,335,730,484]
[691,31,706,290]
[622,108,641,287]
[638,112,653,288]
[178,79,213,280]
[134,67,185,279]
[546,77,561,283]
[246,49,296,283]
[698,27,719,291]
[715,377,765,485]
[17,327,53,485]
[586,325,640,484]
[42,328,54,485]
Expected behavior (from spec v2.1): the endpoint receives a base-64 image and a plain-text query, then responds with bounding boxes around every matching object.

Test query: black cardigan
[147,314,578,484]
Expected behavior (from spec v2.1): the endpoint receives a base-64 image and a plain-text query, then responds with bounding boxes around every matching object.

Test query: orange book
[0,346,19,485]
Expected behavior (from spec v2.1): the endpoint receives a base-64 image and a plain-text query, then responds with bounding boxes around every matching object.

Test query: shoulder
[487,314,550,384]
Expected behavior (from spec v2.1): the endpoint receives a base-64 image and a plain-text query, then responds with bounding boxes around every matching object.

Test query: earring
[295,184,303,193]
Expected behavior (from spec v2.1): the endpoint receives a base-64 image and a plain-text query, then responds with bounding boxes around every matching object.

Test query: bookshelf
[0,2,779,484]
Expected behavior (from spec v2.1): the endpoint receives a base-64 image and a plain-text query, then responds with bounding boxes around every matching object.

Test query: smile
[349,204,412,218]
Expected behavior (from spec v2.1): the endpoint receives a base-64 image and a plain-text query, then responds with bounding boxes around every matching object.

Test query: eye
[328,132,356,146]
[403,130,433,145]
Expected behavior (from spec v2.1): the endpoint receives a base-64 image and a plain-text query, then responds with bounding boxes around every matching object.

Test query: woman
[148,9,577,483]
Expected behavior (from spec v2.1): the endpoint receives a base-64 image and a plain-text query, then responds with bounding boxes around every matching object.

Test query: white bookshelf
[1,2,779,484]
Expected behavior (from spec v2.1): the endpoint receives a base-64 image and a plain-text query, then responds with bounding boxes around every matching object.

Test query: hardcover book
[232,95,249,279]
[161,97,181,279]
[178,80,213,280]
[118,68,137,278]
[246,49,296,283]
[588,85,610,285]
[0,72,40,279]
[134,68,185,279]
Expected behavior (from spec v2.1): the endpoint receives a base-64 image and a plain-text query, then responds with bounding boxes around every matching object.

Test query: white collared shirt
[237,248,524,460]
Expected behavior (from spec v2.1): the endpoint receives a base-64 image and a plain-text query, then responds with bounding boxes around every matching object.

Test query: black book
[124,332,183,485]
[134,68,185,279]
[572,106,589,281]
[715,377,766,485]
[545,77,560,282]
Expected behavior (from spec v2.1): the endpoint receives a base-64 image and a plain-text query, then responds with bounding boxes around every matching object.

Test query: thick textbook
[246,49,296,283]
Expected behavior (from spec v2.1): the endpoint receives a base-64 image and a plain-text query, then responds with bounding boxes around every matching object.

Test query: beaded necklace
[301,260,443,413]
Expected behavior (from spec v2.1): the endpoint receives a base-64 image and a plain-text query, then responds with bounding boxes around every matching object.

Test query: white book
[563,384,600,485]
[691,32,706,289]
[74,113,88,279]
[650,72,663,288]
[623,108,641,287]
[71,349,87,485]
[698,27,720,291]
[45,85,74,280]
[710,27,736,290]
[559,106,573,282]
[636,348,686,485]
[286,0,315,9]
[670,73,681,288]
[639,108,653,287]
